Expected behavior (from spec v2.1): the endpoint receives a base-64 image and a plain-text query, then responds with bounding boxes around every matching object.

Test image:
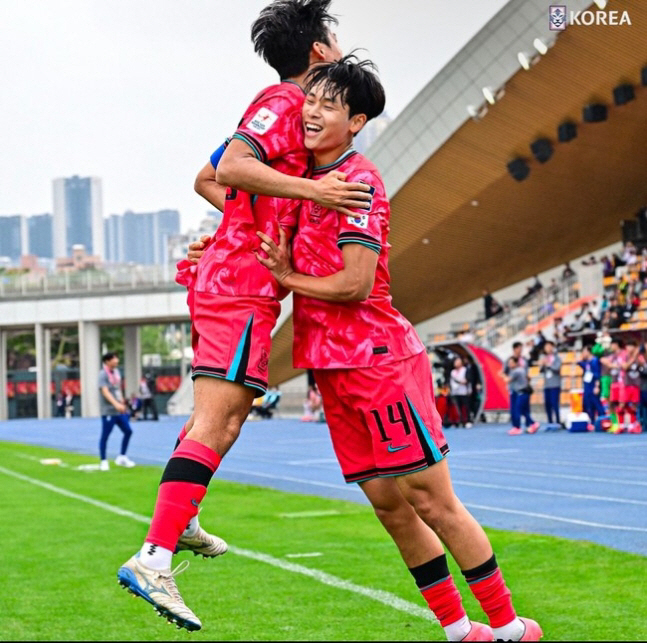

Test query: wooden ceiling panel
[269,1,647,386]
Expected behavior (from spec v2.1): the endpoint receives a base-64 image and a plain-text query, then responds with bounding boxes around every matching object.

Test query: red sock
[420,576,467,626]
[410,555,466,626]
[174,424,188,450]
[462,555,516,628]
[145,439,221,551]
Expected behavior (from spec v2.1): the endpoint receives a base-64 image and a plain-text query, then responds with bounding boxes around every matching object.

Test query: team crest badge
[549,5,567,30]
[247,107,278,135]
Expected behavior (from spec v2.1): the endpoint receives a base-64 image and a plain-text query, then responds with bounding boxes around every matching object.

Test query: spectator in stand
[582,309,601,332]
[553,316,567,350]
[581,255,598,266]
[504,342,540,436]
[622,241,639,267]
[528,329,547,365]
[562,262,576,280]
[538,341,562,426]
[601,255,614,278]
[482,288,503,320]
[578,344,605,430]
[449,357,472,428]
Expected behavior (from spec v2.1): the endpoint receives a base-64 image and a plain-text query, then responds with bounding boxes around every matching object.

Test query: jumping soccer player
[116,0,371,631]
[253,56,543,642]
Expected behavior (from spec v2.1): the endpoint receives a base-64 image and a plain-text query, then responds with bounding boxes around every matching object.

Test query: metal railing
[470,276,582,350]
[0,264,183,299]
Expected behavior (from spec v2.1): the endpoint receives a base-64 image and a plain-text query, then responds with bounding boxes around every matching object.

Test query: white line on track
[453,479,647,506]
[0,465,436,623]
[478,456,646,473]
[450,463,647,487]
[464,502,647,532]
[218,467,359,493]
[592,441,647,449]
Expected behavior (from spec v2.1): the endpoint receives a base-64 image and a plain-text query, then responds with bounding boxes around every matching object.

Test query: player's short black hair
[304,53,385,122]
[251,0,337,79]
[512,341,523,350]
[102,352,117,363]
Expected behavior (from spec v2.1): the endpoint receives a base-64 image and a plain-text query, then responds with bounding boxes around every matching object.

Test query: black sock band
[461,553,498,581]
[408,554,451,589]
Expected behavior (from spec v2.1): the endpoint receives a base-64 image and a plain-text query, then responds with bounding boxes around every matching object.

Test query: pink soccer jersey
[193,81,310,299]
[291,149,425,369]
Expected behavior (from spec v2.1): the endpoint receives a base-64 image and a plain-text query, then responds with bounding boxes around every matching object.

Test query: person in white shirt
[449,357,472,428]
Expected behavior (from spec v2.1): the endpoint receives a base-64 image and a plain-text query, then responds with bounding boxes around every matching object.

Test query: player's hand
[311,171,372,216]
[115,402,127,413]
[255,228,294,284]
[187,235,213,263]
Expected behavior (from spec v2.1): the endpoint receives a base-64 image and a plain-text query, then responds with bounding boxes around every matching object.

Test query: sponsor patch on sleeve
[346,214,369,229]
[246,107,279,135]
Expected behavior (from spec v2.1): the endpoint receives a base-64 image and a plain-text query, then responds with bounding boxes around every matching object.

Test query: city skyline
[2,0,510,234]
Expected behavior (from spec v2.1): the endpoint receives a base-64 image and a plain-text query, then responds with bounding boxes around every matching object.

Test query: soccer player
[252,56,543,641]
[116,0,371,631]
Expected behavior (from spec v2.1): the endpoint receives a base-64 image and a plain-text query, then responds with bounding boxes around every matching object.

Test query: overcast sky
[1,0,510,233]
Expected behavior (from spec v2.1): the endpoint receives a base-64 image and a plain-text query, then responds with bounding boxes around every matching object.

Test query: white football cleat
[117,555,201,631]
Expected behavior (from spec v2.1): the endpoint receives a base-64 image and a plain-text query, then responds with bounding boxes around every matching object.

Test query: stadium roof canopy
[269,0,647,386]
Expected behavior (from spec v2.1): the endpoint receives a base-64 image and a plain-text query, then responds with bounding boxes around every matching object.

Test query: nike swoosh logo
[191,499,200,507]
[387,444,410,453]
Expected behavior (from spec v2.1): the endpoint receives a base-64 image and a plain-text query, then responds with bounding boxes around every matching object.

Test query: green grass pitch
[1,441,645,641]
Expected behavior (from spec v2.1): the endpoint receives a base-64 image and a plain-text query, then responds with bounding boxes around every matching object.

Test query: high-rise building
[0,215,28,261]
[110,209,180,265]
[52,175,103,258]
[28,213,53,259]
[104,213,124,263]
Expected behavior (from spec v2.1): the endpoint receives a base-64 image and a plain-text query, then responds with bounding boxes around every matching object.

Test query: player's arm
[217,138,371,216]
[194,141,229,212]
[255,228,376,302]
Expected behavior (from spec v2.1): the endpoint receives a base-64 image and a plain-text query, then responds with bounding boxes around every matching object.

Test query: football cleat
[518,616,543,641]
[176,526,228,558]
[461,620,494,641]
[117,555,201,631]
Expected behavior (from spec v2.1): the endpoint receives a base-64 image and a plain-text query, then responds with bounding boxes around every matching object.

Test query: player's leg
[317,367,492,642]
[360,477,491,642]
[118,295,278,629]
[99,415,115,470]
[395,460,541,641]
[367,353,541,641]
[114,414,135,467]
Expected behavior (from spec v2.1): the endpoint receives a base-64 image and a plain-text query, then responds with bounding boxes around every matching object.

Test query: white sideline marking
[0,465,436,624]
[453,479,647,506]
[279,510,341,518]
[285,552,323,558]
[451,463,647,487]
[465,503,647,533]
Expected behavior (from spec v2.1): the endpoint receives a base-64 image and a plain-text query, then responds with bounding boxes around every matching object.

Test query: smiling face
[301,81,366,164]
